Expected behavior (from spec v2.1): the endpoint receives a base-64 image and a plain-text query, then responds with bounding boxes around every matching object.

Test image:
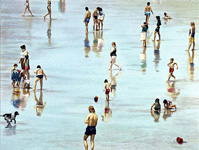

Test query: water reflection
[110,70,121,97]
[187,50,194,80]
[47,20,52,45]
[92,31,104,57]
[150,110,160,122]
[163,109,177,121]
[101,100,112,122]
[153,41,161,72]
[146,31,153,46]
[3,124,17,135]
[140,47,147,74]
[166,81,180,101]
[58,0,66,13]
[84,33,90,57]
[34,91,46,116]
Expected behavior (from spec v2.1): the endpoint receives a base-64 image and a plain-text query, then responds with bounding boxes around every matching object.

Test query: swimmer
[186,22,195,51]
[140,22,148,47]
[151,98,161,111]
[163,99,177,109]
[11,64,22,88]
[32,65,47,91]
[144,2,154,24]
[21,0,33,17]
[103,79,111,101]
[83,7,91,33]
[84,106,98,150]
[163,12,172,19]
[44,0,51,20]
[152,16,161,41]
[167,58,178,82]
[93,8,99,30]
[109,42,121,70]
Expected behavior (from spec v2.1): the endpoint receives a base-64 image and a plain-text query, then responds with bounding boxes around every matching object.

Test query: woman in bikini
[22,0,33,17]
[44,0,52,20]
[33,65,47,91]
[186,22,195,51]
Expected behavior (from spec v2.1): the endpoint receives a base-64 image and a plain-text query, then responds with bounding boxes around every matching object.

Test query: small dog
[0,111,19,124]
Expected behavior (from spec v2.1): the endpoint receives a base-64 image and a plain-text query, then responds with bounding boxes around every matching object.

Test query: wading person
[33,65,47,91]
[93,8,99,30]
[153,16,161,41]
[44,0,51,20]
[19,45,28,70]
[144,2,153,24]
[186,22,195,51]
[83,7,91,33]
[103,79,111,101]
[84,106,98,150]
[109,42,121,70]
[97,7,105,30]
[140,22,148,47]
[11,64,22,88]
[21,0,33,17]
[167,58,178,82]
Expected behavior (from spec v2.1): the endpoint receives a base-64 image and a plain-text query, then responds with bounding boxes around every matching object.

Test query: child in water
[163,12,172,19]
[151,98,161,111]
[11,64,22,88]
[103,79,111,101]
[167,58,178,81]
[163,99,177,109]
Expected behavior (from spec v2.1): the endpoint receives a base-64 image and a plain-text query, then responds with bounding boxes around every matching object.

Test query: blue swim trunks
[85,17,90,23]
[145,11,150,16]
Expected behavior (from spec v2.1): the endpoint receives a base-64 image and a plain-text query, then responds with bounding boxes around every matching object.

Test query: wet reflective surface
[1,0,199,149]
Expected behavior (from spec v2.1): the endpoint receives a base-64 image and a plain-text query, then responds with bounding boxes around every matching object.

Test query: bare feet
[32,89,35,91]
[21,14,24,17]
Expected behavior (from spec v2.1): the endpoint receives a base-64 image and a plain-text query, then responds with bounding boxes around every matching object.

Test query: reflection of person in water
[151,110,160,122]
[58,0,65,13]
[153,41,161,72]
[187,50,194,80]
[166,81,180,101]
[20,88,30,111]
[92,31,101,57]
[34,91,46,116]
[47,20,52,45]
[140,47,147,74]
[163,109,176,121]
[110,70,121,97]
[11,88,22,109]
[84,33,90,57]
[101,100,112,122]
[98,31,104,51]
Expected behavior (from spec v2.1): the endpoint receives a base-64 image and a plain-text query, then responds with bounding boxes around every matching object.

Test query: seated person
[151,98,161,111]
[163,99,177,109]
[163,12,172,19]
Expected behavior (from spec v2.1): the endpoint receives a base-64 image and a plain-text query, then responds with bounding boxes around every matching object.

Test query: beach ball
[176,137,183,144]
[94,96,98,103]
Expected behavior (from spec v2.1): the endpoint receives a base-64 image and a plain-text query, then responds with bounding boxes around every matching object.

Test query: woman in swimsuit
[44,0,52,20]
[140,22,148,47]
[151,98,161,111]
[93,8,99,30]
[187,22,195,51]
[167,58,178,81]
[144,2,153,24]
[33,65,47,91]
[22,0,33,17]
[19,45,28,70]
[153,16,161,41]
[109,42,121,70]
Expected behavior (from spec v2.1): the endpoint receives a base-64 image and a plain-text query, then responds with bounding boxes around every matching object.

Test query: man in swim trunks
[83,7,91,33]
[167,58,178,82]
[84,106,98,150]
[33,65,47,91]
[93,8,99,31]
[144,2,154,24]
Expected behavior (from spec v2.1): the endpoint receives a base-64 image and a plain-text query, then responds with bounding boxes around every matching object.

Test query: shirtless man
[83,7,91,33]
[144,2,154,24]
[84,106,98,150]
[93,8,99,30]
[167,58,178,82]
[33,65,47,91]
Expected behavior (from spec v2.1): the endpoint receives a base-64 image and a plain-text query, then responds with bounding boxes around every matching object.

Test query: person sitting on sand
[151,98,161,111]
[163,99,177,109]
[33,65,47,91]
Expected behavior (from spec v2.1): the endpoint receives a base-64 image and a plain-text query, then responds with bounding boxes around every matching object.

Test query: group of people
[84,7,105,33]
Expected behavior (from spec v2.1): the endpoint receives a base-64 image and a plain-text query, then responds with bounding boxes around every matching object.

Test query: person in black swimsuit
[153,16,161,41]
[93,8,99,30]
[109,42,121,70]
[33,65,47,91]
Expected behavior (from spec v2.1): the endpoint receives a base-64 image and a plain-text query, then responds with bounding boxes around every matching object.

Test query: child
[24,55,30,79]
[163,12,172,19]
[11,64,22,88]
[151,98,161,111]
[33,65,47,91]
[163,99,177,109]
[44,0,51,20]
[167,58,178,81]
[21,0,33,17]
[140,22,148,47]
[21,71,30,89]
[103,79,111,101]
[186,22,195,51]
[153,16,161,41]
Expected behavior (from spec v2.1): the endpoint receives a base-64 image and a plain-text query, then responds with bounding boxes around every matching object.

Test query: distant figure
[103,79,111,101]
[109,42,121,70]
[19,45,28,70]
[21,0,33,17]
[163,12,172,19]
[144,2,154,24]
[153,16,161,41]
[83,7,91,33]
[11,64,22,88]
[32,65,47,91]
[44,0,52,20]
[93,8,99,30]
[97,7,105,30]
[186,22,195,51]
[140,22,148,47]
[167,58,178,81]
[84,106,98,150]
[163,99,177,109]
[151,98,161,111]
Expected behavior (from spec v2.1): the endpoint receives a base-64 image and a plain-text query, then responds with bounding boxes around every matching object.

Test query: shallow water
[1,0,199,150]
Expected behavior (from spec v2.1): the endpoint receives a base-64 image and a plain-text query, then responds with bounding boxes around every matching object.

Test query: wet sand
[1,0,199,149]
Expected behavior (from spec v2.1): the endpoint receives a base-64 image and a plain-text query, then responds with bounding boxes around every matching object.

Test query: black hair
[147,2,150,5]
[13,63,18,67]
[163,99,167,104]
[156,16,160,20]
[97,7,102,11]
[85,7,88,11]
[104,79,108,83]
[25,55,29,60]
[155,98,159,103]
[20,45,26,50]
[170,58,174,61]
[37,65,41,69]
[164,12,167,16]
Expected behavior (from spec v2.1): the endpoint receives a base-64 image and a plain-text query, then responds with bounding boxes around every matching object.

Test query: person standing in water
[84,106,98,150]
[19,45,28,71]
[103,79,111,101]
[109,42,121,70]
[140,22,148,47]
[83,7,91,33]
[167,58,178,82]
[44,0,51,20]
[186,22,195,51]
[97,7,105,30]
[21,0,33,17]
[33,65,47,91]
[153,16,161,41]
[93,8,99,31]
[11,64,22,88]
[24,55,30,79]
[144,2,154,24]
